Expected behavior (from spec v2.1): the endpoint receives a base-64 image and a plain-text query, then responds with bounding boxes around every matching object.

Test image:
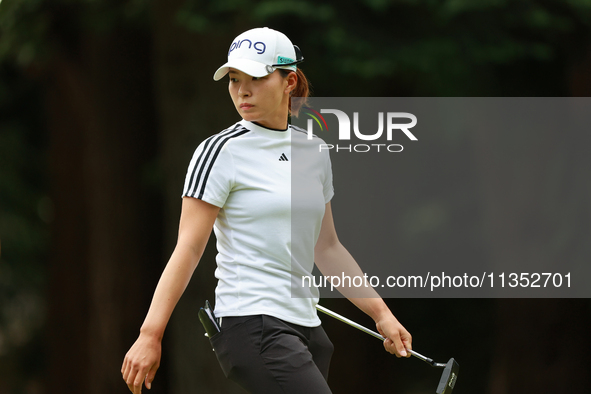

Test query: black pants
[210,315,334,393]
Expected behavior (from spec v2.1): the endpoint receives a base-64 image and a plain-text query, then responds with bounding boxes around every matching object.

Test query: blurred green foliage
[2,0,590,93]
[0,62,47,392]
[172,0,591,94]
[0,0,50,66]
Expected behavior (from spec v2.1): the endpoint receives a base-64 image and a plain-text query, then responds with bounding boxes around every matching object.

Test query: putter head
[435,358,459,394]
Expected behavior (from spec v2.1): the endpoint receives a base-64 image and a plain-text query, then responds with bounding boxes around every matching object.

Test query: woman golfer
[122,27,412,394]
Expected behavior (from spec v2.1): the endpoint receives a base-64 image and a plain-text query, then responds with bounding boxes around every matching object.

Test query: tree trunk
[46,27,163,393]
[46,54,91,394]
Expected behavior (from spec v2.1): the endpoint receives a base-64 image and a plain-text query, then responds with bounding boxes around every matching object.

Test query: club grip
[198,300,221,338]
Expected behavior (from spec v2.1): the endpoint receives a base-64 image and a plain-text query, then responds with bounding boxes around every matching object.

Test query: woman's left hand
[376,315,412,357]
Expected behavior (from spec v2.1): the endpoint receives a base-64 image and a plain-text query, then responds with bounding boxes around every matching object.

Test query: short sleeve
[322,149,334,203]
[182,137,235,208]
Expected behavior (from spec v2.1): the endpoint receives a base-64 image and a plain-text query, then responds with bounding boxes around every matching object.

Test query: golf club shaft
[315,304,433,365]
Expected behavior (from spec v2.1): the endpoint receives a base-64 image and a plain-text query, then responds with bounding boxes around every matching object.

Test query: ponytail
[280,68,310,117]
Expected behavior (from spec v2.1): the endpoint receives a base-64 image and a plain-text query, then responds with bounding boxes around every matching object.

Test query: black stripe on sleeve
[196,127,250,199]
[184,125,239,197]
[183,125,250,199]
[184,125,241,197]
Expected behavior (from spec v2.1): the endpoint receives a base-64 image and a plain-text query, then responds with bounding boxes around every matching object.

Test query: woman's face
[228,68,296,129]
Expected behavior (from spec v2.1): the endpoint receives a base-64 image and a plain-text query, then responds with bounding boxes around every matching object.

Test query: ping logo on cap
[229,39,267,55]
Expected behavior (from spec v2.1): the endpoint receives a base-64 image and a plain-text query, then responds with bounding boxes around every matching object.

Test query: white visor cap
[213,27,298,81]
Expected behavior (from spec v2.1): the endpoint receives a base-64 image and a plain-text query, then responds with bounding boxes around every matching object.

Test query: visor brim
[213,58,271,81]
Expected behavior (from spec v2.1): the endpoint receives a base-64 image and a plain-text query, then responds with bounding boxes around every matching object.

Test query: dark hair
[279,68,310,117]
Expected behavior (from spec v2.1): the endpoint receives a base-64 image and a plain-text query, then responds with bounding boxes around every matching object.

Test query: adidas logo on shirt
[279,153,289,161]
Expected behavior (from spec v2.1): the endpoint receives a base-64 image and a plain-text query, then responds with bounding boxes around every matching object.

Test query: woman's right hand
[121,333,162,393]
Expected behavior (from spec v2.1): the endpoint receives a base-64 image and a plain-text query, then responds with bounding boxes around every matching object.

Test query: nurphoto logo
[303,108,418,153]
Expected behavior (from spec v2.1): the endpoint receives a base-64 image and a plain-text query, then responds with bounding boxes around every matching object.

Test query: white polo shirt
[182,119,333,327]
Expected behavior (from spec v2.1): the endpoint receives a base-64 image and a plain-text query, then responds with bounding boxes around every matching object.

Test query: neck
[252,121,288,131]
[253,95,290,130]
